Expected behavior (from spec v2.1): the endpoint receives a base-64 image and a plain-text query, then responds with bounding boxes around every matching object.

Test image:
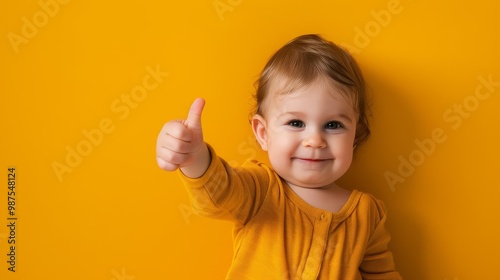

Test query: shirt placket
[302,212,332,280]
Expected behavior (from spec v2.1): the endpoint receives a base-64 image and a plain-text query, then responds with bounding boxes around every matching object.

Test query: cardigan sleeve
[359,196,402,280]
[178,144,272,225]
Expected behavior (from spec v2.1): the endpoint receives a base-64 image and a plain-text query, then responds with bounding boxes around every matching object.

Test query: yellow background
[1,0,499,279]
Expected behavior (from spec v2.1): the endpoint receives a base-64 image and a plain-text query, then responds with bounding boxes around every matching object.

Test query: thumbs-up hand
[156,98,210,178]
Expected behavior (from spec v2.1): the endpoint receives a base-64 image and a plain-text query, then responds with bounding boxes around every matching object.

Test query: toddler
[156,34,402,279]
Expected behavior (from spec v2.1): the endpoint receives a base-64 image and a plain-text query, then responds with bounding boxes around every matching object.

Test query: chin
[291,180,336,189]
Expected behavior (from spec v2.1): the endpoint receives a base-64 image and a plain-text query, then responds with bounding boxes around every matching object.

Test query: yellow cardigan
[179,145,402,280]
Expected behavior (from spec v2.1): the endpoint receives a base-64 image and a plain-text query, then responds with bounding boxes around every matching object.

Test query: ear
[251,114,268,151]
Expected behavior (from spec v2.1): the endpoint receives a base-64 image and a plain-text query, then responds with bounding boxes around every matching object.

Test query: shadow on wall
[338,64,429,280]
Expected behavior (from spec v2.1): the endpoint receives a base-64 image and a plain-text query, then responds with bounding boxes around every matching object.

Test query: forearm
[178,145,270,224]
[179,145,234,220]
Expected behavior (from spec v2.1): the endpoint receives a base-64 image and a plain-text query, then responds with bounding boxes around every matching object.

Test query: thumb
[185,97,205,130]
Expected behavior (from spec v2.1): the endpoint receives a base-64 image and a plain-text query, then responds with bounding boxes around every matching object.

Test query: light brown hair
[252,34,370,147]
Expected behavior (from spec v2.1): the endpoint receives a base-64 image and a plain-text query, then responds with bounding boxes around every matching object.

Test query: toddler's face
[253,80,357,189]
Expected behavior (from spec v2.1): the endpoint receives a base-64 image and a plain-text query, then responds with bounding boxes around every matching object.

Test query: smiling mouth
[293,158,332,162]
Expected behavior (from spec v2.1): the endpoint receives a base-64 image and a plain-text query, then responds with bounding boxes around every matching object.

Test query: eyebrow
[278,112,354,123]
[332,113,354,123]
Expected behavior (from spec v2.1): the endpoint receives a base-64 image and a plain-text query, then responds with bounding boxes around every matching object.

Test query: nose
[302,130,326,148]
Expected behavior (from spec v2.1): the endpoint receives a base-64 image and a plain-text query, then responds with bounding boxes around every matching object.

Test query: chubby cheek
[339,150,354,170]
[335,142,354,170]
[267,149,289,178]
[267,136,295,167]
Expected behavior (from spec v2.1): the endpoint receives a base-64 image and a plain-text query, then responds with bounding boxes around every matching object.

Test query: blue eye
[325,121,343,129]
[288,120,305,128]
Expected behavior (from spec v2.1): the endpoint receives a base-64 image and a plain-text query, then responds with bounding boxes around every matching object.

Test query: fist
[156,98,206,171]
